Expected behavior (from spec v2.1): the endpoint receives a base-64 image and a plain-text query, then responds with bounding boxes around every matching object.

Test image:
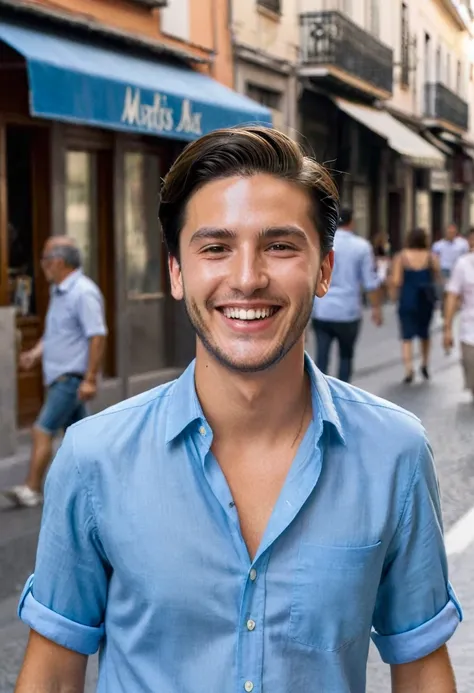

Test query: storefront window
[66,151,98,281]
[6,127,35,316]
[124,152,162,297]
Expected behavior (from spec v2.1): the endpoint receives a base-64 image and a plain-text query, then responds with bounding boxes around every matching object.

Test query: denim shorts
[35,375,88,436]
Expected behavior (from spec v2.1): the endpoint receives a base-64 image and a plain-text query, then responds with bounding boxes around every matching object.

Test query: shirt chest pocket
[289,541,383,652]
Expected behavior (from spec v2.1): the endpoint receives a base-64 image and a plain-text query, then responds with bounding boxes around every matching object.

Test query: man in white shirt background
[444,227,474,401]
[432,224,469,315]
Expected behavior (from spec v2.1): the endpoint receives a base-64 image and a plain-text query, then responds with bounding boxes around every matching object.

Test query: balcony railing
[424,82,469,131]
[300,11,393,95]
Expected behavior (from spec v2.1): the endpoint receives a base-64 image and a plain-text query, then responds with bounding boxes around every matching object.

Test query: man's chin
[202,341,289,374]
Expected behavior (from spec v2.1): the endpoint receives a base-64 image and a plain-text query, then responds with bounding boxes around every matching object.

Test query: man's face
[169,174,333,373]
[40,241,63,284]
[446,224,457,241]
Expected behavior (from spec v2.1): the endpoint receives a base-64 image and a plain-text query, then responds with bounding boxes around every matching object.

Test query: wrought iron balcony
[300,11,393,97]
[424,83,469,131]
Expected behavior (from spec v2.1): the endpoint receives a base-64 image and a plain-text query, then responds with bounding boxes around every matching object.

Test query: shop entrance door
[431,192,444,243]
[388,192,402,253]
[5,125,50,427]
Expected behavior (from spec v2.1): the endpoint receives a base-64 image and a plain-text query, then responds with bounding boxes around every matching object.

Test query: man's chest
[45,295,80,339]
[98,442,392,652]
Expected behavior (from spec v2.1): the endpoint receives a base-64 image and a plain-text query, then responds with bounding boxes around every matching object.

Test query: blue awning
[0,20,272,141]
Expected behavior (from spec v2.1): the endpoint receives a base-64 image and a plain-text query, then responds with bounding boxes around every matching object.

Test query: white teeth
[222,307,276,320]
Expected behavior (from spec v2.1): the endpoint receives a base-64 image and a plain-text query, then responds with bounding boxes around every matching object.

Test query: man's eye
[269,243,293,252]
[202,245,227,254]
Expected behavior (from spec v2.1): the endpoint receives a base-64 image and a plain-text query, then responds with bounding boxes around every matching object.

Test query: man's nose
[228,248,269,295]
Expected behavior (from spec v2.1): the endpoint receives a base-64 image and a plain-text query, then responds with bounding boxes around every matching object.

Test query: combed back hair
[50,243,82,269]
[159,126,340,258]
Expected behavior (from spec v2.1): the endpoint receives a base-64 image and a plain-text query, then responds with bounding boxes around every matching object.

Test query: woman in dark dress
[390,228,442,383]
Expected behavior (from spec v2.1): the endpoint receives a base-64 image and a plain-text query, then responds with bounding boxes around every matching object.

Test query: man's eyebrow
[189,225,309,245]
[259,226,309,243]
[189,227,236,244]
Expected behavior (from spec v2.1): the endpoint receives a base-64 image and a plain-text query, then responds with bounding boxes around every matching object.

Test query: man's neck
[339,225,352,233]
[194,341,309,444]
[55,268,77,286]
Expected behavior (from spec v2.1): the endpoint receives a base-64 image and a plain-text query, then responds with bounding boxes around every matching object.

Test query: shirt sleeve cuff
[371,588,462,665]
[18,575,104,656]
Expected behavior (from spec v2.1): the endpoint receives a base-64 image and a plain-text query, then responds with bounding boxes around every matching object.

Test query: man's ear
[169,255,184,300]
[315,250,334,299]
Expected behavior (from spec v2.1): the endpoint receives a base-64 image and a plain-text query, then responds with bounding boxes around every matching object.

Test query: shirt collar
[55,269,83,294]
[165,355,345,446]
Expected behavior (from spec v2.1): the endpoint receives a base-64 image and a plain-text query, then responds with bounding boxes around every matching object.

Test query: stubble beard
[182,285,315,374]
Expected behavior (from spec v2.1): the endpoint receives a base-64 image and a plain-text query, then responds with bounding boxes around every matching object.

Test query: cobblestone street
[0,306,473,692]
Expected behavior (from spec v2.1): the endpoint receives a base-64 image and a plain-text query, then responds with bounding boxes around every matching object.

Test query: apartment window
[246,83,282,110]
[257,0,281,14]
[447,53,451,87]
[457,60,462,94]
[366,0,380,37]
[160,0,190,41]
[424,33,431,84]
[400,3,409,88]
[436,46,441,81]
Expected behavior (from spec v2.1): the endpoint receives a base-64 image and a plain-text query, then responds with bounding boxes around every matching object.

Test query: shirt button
[244,682,254,692]
[246,619,256,631]
[199,426,206,436]
[249,568,257,581]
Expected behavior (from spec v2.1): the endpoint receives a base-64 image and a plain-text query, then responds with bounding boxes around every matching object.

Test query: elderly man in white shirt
[444,228,474,400]
[432,223,469,280]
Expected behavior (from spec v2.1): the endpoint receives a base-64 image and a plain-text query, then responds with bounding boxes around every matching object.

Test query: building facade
[293,0,474,250]
[388,0,474,241]
[229,0,299,135]
[297,0,451,252]
[0,0,271,456]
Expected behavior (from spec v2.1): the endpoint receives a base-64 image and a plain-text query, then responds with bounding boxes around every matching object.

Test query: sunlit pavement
[1,305,472,691]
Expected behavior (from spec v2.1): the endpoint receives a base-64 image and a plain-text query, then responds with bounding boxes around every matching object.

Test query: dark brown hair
[406,227,429,250]
[159,126,339,259]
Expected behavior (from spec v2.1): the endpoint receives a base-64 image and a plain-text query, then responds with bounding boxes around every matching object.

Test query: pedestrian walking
[15,127,460,693]
[390,228,441,384]
[432,223,469,311]
[312,207,383,383]
[444,227,474,402]
[3,236,107,508]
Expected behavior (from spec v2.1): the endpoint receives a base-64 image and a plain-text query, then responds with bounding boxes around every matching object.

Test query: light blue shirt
[313,228,380,322]
[19,356,461,693]
[432,237,469,272]
[42,269,107,386]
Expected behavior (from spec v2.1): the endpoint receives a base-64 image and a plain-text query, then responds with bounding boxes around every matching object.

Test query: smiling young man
[16,127,460,693]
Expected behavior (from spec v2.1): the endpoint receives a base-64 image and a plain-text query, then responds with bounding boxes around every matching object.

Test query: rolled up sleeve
[18,429,109,654]
[371,438,462,664]
[78,288,108,339]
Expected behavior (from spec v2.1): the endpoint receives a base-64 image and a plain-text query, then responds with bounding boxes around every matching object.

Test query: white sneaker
[3,485,43,508]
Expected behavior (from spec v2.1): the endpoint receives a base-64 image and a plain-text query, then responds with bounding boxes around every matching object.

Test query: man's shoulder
[326,376,424,445]
[69,380,177,444]
[335,230,371,254]
[75,273,103,298]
